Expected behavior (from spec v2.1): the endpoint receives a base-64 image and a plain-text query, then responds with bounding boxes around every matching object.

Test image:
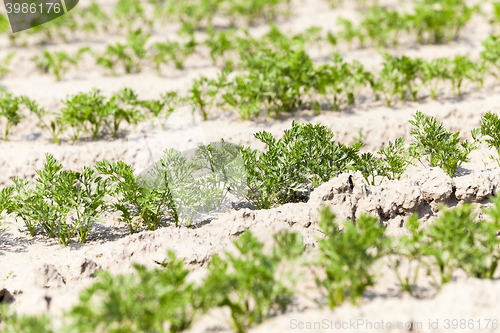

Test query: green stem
[4,121,10,141]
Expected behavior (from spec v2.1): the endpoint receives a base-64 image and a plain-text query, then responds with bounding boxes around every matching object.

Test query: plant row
[0,0,293,45]
[193,32,500,119]
[336,0,478,47]
[1,0,487,48]
[2,112,500,244]
[3,31,500,124]
[22,24,327,79]
[19,20,500,80]
[0,88,184,143]
[2,197,500,332]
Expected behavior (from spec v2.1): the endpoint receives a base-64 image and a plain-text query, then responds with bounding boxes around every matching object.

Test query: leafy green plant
[189,75,220,120]
[48,176,78,244]
[326,30,338,49]
[166,0,221,31]
[107,89,144,138]
[94,160,176,232]
[409,111,480,177]
[425,202,500,289]
[60,90,110,141]
[227,0,292,26]
[392,53,424,102]
[221,71,264,120]
[330,0,475,48]
[234,46,316,117]
[377,137,415,181]
[126,28,151,67]
[422,58,451,99]
[0,187,13,232]
[68,250,200,333]
[20,96,65,144]
[337,17,365,49]
[477,194,500,278]
[493,2,500,25]
[139,98,167,125]
[373,53,425,105]
[32,47,89,81]
[0,52,15,79]
[0,90,23,141]
[372,58,403,106]
[0,304,54,333]
[238,121,360,209]
[201,230,302,333]
[314,206,388,309]
[20,10,78,44]
[79,1,110,36]
[481,35,500,77]
[8,156,69,240]
[193,140,247,209]
[294,26,324,51]
[161,91,185,115]
[205,27,238,68]
[61,89,138,141]
[150,39,191,73]
[354,138,416,186]
[134,90,183,129]
[411,0,476,44]
[149,148,206,227]
[143,142,245,227]
[315,53,372,111]
[70,166,109,243]
[0,13,9,33]
[479,110,500,167]
[7,155,109,245]
[448,55,478,96]
[360,7,409,48]
[113,0,150,31]
[387,214,426,295]
[6,178,43,237]
[96,29,150,75]
[353,152,385,186]
[469,195,500,279]
[95,43,128,75]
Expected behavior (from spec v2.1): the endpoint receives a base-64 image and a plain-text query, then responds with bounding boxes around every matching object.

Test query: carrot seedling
[32,47,89,81]
[0,52,15,79]
[0,90,23,141]
[479,110,500,167]
[0,187,14,232]
[409,111,480,177]
[201,230,301,333]
[314,206,389,309]
[68,251,199,333]
[21,96,65,144]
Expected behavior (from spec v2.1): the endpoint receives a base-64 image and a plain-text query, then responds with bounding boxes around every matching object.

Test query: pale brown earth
[2,0,500,332]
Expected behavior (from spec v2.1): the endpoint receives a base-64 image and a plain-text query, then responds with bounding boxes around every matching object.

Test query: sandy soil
[2,0,500,332]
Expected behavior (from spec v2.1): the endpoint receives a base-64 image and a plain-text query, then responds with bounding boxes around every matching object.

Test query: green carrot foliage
[409,111,480,177]
[479,110,500,167]
[201,230,302,333]
[0,90,23,141]
[68,251,199,333]
[314,206,388,309]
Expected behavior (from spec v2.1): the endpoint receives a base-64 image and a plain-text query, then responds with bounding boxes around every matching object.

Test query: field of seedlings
[3,0,500,332]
